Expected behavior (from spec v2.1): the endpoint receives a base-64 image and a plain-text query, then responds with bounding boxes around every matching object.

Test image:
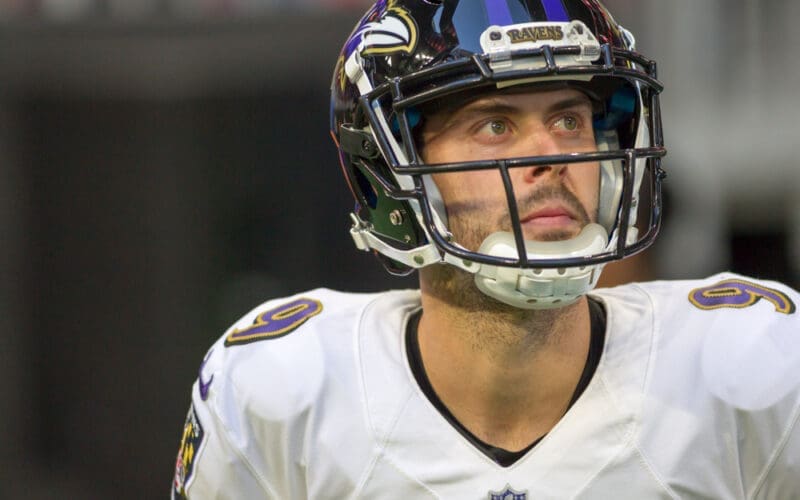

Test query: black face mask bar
[349,41,666,269]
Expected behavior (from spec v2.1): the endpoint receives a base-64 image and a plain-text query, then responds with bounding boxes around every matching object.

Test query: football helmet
[330,0,666,309]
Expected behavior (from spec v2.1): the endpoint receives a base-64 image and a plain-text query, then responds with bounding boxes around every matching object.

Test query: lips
[520,204,578,227]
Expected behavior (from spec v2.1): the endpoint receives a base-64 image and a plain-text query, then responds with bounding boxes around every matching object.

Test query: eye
[474,119,511,141]
[554,115,579,132]
[489,120,507,135]
[473,119,508,137]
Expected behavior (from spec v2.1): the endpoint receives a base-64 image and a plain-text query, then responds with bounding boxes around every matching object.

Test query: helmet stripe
[484,0,513,26]
[541,0,569,21]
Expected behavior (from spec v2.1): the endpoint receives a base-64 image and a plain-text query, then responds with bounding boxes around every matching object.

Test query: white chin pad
[473,223,609,309]
[477,223,608,259]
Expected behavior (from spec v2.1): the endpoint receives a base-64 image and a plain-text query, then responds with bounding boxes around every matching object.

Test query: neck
[417,267,592,451]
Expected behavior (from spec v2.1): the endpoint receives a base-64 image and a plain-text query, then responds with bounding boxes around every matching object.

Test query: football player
[172,0,800,498]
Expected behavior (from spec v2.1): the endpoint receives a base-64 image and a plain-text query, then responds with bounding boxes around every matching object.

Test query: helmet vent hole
[557,268,566,276]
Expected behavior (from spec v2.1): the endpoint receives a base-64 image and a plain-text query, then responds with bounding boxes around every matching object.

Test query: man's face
[420,87,601,252]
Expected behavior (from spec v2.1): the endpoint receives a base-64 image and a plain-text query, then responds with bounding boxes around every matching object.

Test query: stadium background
[0,0,797,497]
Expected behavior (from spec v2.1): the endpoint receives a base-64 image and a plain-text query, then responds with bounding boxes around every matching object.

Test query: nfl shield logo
[489,485,527,500]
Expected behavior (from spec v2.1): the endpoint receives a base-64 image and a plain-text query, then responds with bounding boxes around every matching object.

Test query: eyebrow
[449,94,594,124]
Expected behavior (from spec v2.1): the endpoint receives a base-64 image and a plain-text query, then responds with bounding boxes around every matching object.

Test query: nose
[517,131,567,183]
[522,141,567,183]
[520,163,567,183]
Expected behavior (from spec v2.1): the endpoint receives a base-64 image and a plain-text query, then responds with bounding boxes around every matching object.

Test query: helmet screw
[389,209,404,226]
[361,139,375,155]
[489,30,502,41]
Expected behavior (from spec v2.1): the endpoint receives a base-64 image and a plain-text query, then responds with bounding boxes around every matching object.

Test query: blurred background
[0,0,798,497]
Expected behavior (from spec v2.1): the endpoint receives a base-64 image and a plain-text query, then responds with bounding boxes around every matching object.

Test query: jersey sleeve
[169,290,344,499]
[640,274,800,495]
[171,387,280,500]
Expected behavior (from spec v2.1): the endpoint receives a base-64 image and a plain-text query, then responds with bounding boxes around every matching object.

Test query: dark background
[0,1,798,498]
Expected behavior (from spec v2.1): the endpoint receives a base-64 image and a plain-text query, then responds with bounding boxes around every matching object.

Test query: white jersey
[171,273,800,499]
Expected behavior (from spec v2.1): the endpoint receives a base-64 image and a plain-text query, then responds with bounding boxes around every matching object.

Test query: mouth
[520,204,580,229]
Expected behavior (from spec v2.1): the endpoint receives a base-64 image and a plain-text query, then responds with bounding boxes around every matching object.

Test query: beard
[419,181,595,352]
[421,182,594,312]
[420,261,583,353]
[419,184,591,351]
[446,182,593,253]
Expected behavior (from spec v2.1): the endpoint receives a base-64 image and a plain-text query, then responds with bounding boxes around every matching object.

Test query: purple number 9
[225,298,323,346]
[689,279,795,314]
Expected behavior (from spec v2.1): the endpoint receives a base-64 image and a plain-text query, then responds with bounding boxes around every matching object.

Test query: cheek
[432,171,506,208]
[422,131,500,166]
[573,163,601,215]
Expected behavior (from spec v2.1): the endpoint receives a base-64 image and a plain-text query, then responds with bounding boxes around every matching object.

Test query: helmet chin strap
[472,223,608,309]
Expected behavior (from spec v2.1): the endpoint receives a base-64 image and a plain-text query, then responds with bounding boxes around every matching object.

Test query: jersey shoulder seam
[749,396,800,498]
[208,375,282,498]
